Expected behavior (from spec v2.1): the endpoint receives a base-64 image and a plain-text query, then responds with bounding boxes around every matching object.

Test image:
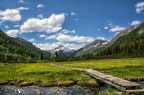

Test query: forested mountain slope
[0,29,50,62]
[75,39,108,56]
[93,23,144,58]
[103,26,136,48]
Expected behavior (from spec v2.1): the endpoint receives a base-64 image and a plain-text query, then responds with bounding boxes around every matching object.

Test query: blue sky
[0,0,144,50]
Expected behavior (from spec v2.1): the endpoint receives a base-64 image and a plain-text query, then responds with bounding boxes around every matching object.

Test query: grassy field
[0,58,144,95]
[0,58,143,88]
[0,63,97,87]
[53,58,144,80]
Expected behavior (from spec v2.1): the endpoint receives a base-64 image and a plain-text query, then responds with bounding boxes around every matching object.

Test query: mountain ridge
[75,39,108,56]
[49,45,79,57]
[103,26,136,49]
[92,22,144,58]
[0,29,50,62]
[50,45,75,53]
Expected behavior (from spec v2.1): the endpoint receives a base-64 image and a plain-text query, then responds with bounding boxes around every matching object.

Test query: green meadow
[0,63,97,87]
[0,58,144,87]
[53,58,144,80]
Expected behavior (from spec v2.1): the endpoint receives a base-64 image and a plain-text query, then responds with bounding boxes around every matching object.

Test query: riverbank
[53,58,144,81]
[0,63,97,88]
[0,85,95,95]
[0,58,144,94]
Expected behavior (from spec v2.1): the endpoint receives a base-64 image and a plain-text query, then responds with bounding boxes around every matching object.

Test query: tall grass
[0,63,97,86]
[54,58,144,80]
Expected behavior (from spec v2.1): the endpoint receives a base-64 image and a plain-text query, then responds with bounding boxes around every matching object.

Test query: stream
[0,82,143,95]
[0,86,95,95]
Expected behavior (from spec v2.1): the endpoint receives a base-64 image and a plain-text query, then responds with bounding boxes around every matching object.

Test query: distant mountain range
[75,39,108,56]
[49,45,81,57]
[103,26,136,48]
[92,23,144,58]
[48,24,143,58]
[50,45,74,52]
[76,23,144,58]
[1,22,144,61]
[0,30,50,62]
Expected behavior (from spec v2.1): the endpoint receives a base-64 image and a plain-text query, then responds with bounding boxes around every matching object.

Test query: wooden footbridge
[85,69,144,94]
[50,64,144,94]
[73,68,144,94]
[85,69,140,90]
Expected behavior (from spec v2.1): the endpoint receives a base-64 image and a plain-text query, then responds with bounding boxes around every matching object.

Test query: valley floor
[0,62,97,87]
[54,58,144,81]
[0,58,144,94]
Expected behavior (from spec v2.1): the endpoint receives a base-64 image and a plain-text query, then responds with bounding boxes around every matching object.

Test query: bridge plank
[126,89,144,93]
[86,69,140,89]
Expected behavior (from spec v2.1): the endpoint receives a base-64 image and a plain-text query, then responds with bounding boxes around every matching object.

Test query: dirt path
[49,63,89,71]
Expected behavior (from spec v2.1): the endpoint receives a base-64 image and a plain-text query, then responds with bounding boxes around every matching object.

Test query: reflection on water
[1,82,142,95]
[100,83,111,90]
[0,86,94,95]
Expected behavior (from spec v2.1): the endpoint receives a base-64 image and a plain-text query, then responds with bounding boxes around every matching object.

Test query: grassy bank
[0,58,143,87]
[53,58,144,81]
[0,63,97,87]
[0,58,144,95]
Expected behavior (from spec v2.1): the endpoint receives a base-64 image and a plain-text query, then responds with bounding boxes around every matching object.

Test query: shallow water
[100,83,111,90]
[0,86,94,95]
[1,82,143,95]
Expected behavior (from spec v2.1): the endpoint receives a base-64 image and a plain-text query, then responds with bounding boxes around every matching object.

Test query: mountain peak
[75,39,108,56]
[57,45,64,49]
[50,45,74,52]
[49,45,79,57]
[85,39,108,48]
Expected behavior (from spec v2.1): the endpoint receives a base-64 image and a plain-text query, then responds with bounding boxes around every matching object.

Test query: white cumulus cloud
[37,4,44,8]
[104,26,108,29]
[46,33,94,43]
[135,1,144,13]
[96,37,106,40]
[39,34,46,38]
[6,30,19,37]
[0,9,21,22]
[33,42,85,51]
[110,26,126,32]
[37,14,44,19]
[61,29,76,34]
[20,13,65,33]
[29,38,35,42]
[0,7,29,22]
[17,7,29,11]
[71,12,78,16]
[130,20,141,26]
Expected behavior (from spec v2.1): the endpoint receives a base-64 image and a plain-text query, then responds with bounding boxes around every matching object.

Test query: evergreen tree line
[94,25,144,56]
[78,24,144,60]
[0,30,50,62]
